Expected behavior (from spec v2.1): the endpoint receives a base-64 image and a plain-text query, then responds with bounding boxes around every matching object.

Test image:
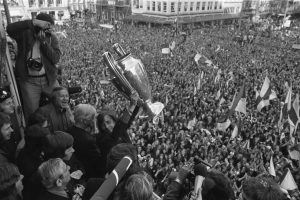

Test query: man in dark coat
[7,13,61,120]
[66,104,104,178]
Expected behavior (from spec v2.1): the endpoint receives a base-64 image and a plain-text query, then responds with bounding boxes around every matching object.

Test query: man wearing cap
[7,13,61,120]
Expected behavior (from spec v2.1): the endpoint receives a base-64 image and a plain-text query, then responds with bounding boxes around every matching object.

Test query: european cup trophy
[102,43,164,118]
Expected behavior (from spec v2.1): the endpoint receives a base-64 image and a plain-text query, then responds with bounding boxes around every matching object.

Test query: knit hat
[0,87,11,103]
[36,13,54,25]
[0,163,20,192]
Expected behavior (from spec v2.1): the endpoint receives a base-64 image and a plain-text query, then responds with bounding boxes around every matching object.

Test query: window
[214,1,217,9]
[190,2,194,11]
[56,0,61,5]
[163,2,167,12]
[196,2,200,11]
[171,2,175,12]
[139,0,143,8]
[178,2,182,12]
[184,2,188,11]
[158,2,161,11]
[219,1,222,9]
[147,1,150,10]
[236,7,240,13]
[202,1,206,10]
[152,1,155,11]
[208,1,213,10]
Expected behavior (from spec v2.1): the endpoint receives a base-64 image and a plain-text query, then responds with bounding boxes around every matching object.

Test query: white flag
[269,156,276,177]
[281,169,298,190]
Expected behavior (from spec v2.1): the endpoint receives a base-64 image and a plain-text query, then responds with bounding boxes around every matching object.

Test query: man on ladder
[7,13,61,121]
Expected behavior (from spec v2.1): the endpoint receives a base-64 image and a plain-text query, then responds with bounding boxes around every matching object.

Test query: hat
[36,13,54,25]
[0,163,20,192]
[0,87,11,103]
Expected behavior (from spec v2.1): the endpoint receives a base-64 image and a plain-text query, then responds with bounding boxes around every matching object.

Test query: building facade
[1,0,29,23]
[69,0,97,17]
[242,0,300,17]
[96,0,130,23]
[25,0,70,20]
[128,0,244,24]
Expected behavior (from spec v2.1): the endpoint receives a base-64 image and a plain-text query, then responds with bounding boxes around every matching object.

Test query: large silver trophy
[103,43,164,118]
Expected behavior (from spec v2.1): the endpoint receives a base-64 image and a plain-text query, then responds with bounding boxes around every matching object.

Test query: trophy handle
[102,52,135,97]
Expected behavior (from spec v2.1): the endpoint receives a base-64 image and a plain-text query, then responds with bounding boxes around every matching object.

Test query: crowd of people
[1,13,300,200]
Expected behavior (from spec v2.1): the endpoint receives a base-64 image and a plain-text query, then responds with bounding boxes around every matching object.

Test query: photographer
[7,13,61,121]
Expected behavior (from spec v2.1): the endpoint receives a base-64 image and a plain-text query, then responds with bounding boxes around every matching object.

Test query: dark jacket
[96,109,134,176]
[37,190,69,200]
[0,140,16,163]
[7,20,61,86]
[163,181,184,200]
[37,103,74,132]
[66,126,103,178]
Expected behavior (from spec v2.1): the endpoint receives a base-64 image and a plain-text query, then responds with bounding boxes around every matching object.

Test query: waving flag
[269,156,276,177]
[229,82,246,116]
[288,93,299,132]
[235,83,246,115]
[280,168,298,191]
[256,77,277,112]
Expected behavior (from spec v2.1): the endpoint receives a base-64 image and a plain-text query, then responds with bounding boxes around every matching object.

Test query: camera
[26,58,43,71]
[44,28,52,37]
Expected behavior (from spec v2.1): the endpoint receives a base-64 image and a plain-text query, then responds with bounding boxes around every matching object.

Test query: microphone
[90,156,133,200]
[194,164,207,200]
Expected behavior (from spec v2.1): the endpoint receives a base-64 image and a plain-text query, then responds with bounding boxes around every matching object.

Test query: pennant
[256,77,277,112]
[269,156,276,177]
[280,169,298,191]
